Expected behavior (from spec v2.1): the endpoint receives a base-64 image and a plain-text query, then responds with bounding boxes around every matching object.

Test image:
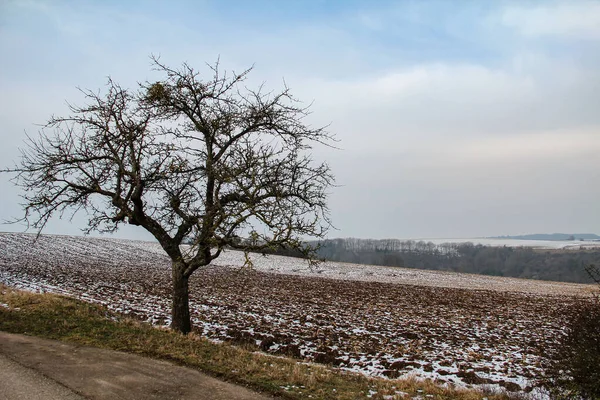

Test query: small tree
[4,58,334,333]
[585,263,600,286]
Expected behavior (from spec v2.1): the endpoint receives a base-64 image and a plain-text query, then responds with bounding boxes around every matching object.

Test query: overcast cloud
[1,0,599,240]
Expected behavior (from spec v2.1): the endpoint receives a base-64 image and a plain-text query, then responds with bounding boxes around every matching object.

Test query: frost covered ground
[0,233,594,394]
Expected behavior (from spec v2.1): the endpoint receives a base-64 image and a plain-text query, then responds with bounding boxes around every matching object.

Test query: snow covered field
[0,232,595,394]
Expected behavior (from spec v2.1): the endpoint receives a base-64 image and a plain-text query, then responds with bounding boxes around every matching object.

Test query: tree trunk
[171,261,191,334]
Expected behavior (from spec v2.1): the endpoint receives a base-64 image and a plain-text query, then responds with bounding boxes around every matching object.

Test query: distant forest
[266,238,600,284]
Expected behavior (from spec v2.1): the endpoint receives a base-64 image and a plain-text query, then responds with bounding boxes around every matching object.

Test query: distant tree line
[261,238,600,284]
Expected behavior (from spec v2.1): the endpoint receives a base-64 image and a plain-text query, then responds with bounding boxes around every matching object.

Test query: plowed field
[1,233,593,393]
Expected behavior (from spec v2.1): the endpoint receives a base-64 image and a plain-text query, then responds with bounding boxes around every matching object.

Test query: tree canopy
[6,57,335,333]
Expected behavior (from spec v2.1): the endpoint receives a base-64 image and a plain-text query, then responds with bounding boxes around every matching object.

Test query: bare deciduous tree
[4,58,334,333]
[585,263,600,286]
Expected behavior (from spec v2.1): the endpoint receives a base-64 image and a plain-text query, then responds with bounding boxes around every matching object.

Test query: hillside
[0,232,596,394]
[0,232,591,295]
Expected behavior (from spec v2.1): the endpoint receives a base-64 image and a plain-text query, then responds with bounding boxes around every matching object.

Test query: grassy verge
[0,285,515,400]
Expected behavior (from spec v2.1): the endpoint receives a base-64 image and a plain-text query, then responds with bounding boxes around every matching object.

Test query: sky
[1,0,599,240]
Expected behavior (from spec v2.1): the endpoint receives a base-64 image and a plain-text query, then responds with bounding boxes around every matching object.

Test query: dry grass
[0,284,522,400]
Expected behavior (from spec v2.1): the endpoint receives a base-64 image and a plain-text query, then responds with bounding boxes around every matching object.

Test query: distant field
[0,232,596,394]
[406,237,600,249]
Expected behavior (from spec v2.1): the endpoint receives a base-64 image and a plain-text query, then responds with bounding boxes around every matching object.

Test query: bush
[542,297,600,399]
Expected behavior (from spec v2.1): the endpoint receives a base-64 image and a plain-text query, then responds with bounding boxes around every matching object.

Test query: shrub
[542,296,600,399]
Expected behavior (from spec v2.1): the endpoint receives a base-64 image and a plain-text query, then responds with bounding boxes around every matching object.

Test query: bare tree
[585,263,600,286]
[4,58,334,333]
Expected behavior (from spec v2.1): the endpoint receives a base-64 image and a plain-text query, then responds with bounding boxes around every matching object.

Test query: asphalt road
[0,353,84,400]
[0,332,271,400]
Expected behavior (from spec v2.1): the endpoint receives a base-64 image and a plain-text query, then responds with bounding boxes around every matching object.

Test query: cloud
[1,1,600,238]
[300,52,600,237]
[447,129,600,164]
[501,1,600,39]
[303,55,599,159]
